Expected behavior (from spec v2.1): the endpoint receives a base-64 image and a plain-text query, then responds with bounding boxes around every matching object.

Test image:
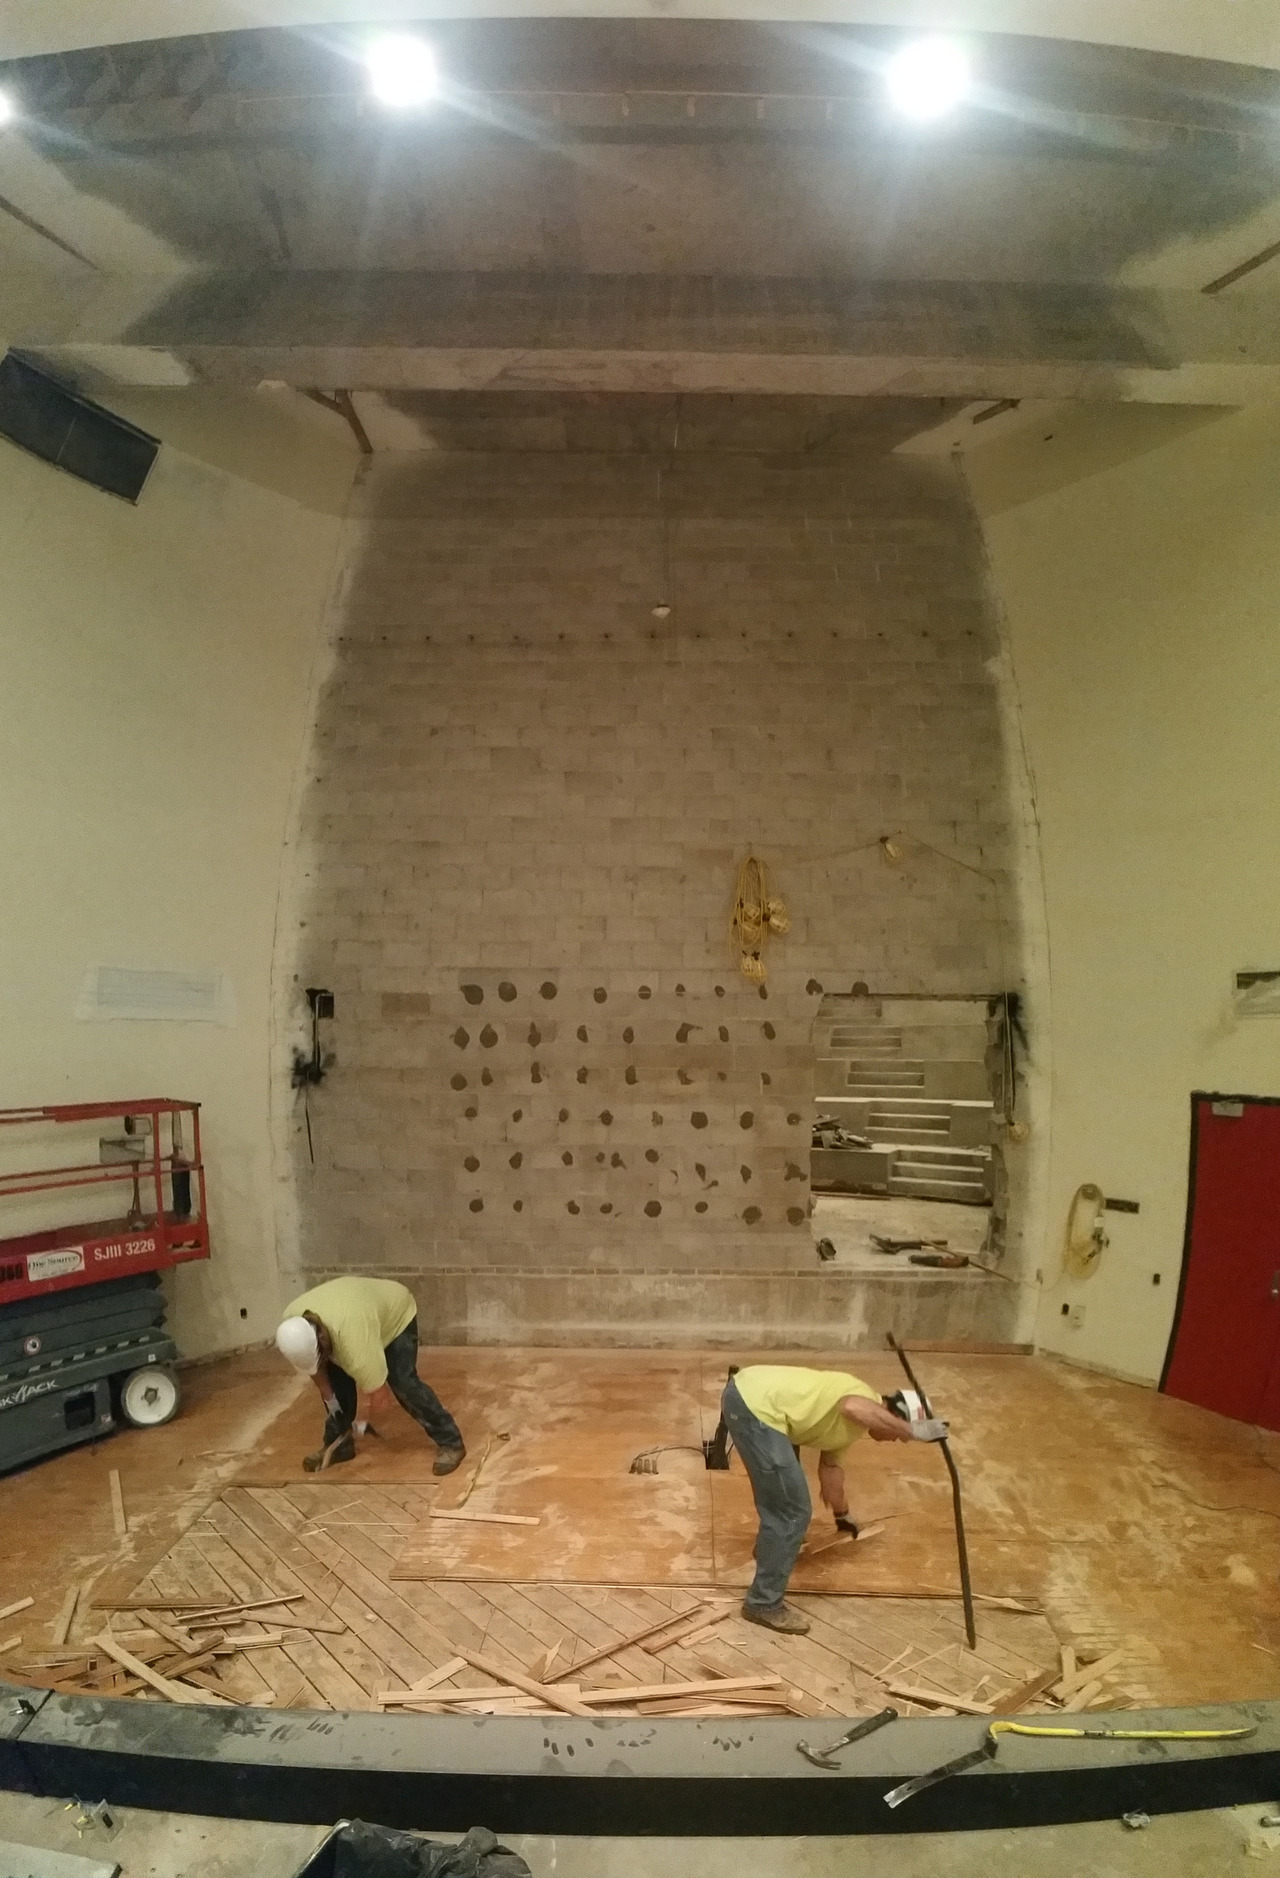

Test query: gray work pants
[321,1317,462,1451]
[721,1377,811,1610]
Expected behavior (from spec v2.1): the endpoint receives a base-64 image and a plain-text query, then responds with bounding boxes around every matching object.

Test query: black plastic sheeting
[304,1825,530,1878]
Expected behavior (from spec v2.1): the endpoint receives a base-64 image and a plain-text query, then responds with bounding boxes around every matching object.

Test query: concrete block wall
[281,404,1030,1345]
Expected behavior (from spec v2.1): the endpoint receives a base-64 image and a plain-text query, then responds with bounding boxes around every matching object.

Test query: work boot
[303,1434,355,1472]
[433,1443,467,1477]
[741,1600,810,1636]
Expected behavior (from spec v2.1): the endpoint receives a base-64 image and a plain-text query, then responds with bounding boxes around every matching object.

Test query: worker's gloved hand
[354,1419,369,1436]
[834,1514,860,1537]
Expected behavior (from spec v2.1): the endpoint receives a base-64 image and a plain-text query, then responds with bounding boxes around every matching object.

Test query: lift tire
[117,1363,181,1429]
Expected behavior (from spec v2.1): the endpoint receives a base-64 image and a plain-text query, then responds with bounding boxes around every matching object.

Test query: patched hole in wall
[695,1201,708,1213]
[453,1028,469,1048]
[741,1165,752,1182]
[577,1025,589,1042]
[462,984,484,1005]
[558,1107,569,1122]
[743,1206,762,1224]
[451,1074,467,1090]
[691,1112,708,1129]
[469,1198,484,1212]
[787,1206,807,1225]
[638,985,652,999]
[740,1111,755,1129]
[623,1027,634,1043]
[464,1155,480,1172]
[645,1201,662,1217]
[481,1068,493,1085]
[593,987,607,1003]
[568,1201,580,1215]
[646,1149,659,1163]
[510,1152,523,1168]
[480,1025,498,1047]
[539,982,556,999]
[499,982,518,1001]
[651,1111,663,1126]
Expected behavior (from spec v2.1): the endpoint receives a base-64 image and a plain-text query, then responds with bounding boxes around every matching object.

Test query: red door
[1163,1096,1280,1428]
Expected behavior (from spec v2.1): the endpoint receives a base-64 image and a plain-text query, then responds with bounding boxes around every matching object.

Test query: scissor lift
[0,1100,211,1471]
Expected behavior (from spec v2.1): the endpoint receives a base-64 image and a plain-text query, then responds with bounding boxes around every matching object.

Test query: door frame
[1159,1090,1280,1393]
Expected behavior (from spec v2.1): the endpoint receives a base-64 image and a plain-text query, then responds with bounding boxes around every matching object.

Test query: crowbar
[887,1333,976,1649]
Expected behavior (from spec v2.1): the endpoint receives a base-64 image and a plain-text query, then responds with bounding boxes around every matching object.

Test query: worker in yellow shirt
[275,1275,464,1475]
[723,1365,913,1635]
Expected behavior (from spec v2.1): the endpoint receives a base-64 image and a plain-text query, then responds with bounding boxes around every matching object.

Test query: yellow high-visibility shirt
[286,1276,417,1393]
[733,1366,881,1456]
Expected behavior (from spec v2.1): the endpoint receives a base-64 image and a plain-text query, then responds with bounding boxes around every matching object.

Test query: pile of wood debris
[6,1591,312,1706]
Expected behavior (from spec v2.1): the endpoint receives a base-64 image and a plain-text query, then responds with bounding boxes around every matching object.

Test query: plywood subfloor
[104,1481,1057,1718]
[6,1345,1280,1715]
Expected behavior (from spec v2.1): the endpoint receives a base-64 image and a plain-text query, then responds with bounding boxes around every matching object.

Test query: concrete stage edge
[3,1684,1279,1835]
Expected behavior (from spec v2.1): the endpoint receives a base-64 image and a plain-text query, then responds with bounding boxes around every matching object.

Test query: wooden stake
[109,1471,127,1538]
[49,1586,80,1647]
[451,1647,595,1718]
[91,1634,207,1705]
[409,1656,468,1695]
[1062,1679,1105,1713]
[576,1675,782,1705]
[549,1602,716,1682]
[881,1680,994,1716]
[429,1509,540,1527]
[0,1597,34,1623]
[990,1666,1059,1714]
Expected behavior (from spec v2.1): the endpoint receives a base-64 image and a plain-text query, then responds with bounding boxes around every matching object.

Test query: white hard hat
[276,1315,319,1373]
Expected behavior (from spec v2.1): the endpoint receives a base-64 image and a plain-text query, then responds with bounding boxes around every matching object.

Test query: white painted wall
[0,382,354,1356]
[974,401,1280,1384]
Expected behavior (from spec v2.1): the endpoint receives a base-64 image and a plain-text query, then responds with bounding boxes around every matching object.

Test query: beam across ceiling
[18,269,1280,403]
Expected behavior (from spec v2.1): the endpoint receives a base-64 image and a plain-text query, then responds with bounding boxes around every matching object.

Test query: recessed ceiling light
[885,39,970,120]
[365,35,438,109]
[0,90,15,127]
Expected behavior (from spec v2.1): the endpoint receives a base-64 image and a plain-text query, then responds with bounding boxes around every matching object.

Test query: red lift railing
[0,1099,211,1306]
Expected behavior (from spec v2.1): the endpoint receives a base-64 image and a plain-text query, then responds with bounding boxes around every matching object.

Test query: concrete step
[888,1175,990,1203]
[849,1084,927,1098]
[895,1148,989,1170]
[871,1126,951,1145]
[849,1071,924,1088]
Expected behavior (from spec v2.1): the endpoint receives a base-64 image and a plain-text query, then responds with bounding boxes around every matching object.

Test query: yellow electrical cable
[991,1721,1256,1742]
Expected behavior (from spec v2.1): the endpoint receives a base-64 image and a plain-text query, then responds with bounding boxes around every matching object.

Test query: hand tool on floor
[908,1251,969,1269]
[797,1707,898,1769]
[882,1718,1259,1809]
[886,1334,975,1648]
[316,1420,379,1470]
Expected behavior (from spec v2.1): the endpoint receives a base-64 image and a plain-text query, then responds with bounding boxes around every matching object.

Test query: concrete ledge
[3,1685,1278,1837]
[298,1265,1022,1347]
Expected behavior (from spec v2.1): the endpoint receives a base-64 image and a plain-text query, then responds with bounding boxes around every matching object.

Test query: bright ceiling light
[365,35,438,109]
[0,90,14,127]
[885,38,970,120]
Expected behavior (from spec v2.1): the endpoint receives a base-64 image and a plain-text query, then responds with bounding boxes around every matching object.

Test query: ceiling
[1,21,1279,411]
[3,1,1279,71]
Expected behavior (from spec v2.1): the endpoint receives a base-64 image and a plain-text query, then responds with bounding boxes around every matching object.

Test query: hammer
[797,1707,898,1769]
